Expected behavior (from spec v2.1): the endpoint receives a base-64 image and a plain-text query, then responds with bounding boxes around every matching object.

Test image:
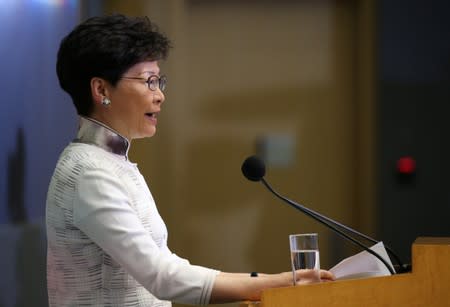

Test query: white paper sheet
[330,242,394,280]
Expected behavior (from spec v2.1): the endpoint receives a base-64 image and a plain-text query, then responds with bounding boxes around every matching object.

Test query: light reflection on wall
[0,0,79,224]
[0,6,79,307]
[0,0,81,303]
[31,0,77,7]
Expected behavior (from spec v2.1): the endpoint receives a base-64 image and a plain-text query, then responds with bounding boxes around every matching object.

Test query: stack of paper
[330,242,394,280]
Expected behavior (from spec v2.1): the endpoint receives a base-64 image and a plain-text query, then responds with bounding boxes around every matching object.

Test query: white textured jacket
[46,117,218,306]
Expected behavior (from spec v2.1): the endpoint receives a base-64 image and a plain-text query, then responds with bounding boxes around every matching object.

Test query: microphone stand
[260,177,399,275]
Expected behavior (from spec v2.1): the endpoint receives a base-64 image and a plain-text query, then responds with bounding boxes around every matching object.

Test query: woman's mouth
[145,112,158,124]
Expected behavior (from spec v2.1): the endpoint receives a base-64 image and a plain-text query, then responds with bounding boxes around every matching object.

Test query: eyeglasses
[121,75,167,92]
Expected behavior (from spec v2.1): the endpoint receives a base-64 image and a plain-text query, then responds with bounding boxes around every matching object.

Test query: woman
[46,14,334,306]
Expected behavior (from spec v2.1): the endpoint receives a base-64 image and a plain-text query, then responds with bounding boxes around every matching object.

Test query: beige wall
[103,1,376,306]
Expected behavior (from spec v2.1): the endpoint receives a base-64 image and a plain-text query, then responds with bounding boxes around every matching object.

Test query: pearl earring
[102,97,111,106]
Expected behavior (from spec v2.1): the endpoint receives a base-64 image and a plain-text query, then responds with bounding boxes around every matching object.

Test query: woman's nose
[154,90,165,104]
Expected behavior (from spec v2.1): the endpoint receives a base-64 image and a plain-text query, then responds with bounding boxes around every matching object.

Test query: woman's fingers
[319,269,335,281]
[293,269,335,284]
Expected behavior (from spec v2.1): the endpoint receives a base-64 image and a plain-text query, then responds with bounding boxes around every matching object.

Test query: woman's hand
[293,269,335,285]
[210,269,335,303]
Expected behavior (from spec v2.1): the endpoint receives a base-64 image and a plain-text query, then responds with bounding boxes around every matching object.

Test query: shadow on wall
[15,222,48,307]
[0,221,48,307]
[7,128,27,224]
[1,128,48,306]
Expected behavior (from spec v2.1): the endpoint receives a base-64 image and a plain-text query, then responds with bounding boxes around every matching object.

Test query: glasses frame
[121,75,167,92]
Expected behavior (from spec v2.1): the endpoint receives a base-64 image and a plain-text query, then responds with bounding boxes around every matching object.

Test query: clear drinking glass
[289,233,320,285]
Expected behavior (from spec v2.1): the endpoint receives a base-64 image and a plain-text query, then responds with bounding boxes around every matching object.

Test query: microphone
[241,155,409,274]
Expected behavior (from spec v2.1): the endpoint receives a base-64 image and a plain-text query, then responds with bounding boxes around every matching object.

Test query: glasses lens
[159,75,166,91]
[148,76,158,91]
[148,75,166,91]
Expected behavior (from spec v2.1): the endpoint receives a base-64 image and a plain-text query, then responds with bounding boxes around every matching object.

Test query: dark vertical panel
[377,0,450,263]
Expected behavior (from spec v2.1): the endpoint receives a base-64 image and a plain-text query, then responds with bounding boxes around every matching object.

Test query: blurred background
[0,0,449,306]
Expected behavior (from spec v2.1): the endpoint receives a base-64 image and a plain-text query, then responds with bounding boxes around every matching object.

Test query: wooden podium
[240,237,450,307]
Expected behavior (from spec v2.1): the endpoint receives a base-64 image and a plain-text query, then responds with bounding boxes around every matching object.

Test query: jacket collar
[75,116,130,160]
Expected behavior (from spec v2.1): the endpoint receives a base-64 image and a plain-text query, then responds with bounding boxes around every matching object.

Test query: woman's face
[102,61,165,140]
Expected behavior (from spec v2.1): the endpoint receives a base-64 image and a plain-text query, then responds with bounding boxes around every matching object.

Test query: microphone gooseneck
[241,155,405,275]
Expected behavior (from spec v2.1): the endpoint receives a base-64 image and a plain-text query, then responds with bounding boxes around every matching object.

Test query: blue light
[31,0,78,8]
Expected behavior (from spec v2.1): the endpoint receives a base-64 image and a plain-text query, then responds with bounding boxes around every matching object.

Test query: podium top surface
[241,237,450,307]
[415,236,450,245]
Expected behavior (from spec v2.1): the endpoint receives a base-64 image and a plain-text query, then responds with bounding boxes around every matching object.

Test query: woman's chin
[131,125,157,140]
[143,128,157,138]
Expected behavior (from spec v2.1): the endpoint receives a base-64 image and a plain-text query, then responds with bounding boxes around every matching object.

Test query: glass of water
[289,233,320,285]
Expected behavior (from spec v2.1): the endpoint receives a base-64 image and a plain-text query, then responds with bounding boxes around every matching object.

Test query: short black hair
[56,14,171,116]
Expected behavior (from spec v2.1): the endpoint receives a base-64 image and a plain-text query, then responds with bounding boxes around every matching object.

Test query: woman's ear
[90,77,109,105]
